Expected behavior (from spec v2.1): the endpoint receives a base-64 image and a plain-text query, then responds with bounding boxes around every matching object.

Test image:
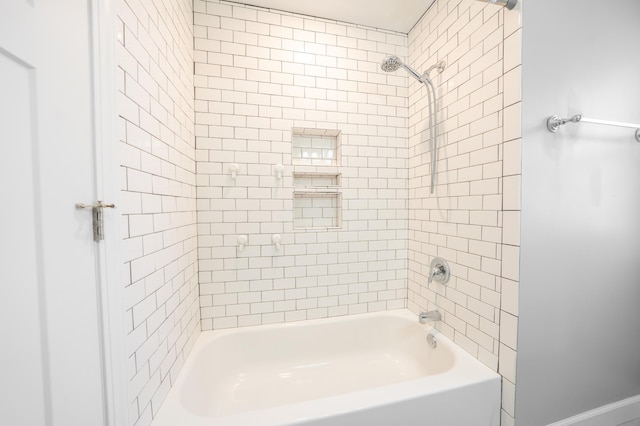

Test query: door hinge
[76,201,116,241]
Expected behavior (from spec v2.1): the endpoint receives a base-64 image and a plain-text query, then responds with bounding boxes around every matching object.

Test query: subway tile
[499,343,517,383]
[500,311,518,350]
[503,175,521,210]
[503,138,521,176]
[189,6,524,423]
[503,28,522,72]
[501,278,519,316]
[503,103,522,142]
[502,245,520,281]
[502,378,516,418]
[503,66,521,107]
[502,211,520,246]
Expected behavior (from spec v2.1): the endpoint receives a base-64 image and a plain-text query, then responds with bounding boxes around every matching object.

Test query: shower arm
[400,61,444,85]
[400,63,425,83]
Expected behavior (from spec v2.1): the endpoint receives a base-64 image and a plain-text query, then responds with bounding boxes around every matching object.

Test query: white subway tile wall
[406,0,521,424]
[116,0,200,425]
[194,0,409,330]
[114,0,522,423]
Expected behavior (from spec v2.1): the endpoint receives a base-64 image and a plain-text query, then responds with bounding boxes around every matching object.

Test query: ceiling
[229,0,437,33]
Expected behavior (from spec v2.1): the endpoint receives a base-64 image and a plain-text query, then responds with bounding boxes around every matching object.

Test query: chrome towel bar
[546,114,640,142]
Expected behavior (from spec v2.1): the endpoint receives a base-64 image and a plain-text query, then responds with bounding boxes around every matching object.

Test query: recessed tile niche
[291,128,342,230]
[293,192,342,230]
[291,128,340,166]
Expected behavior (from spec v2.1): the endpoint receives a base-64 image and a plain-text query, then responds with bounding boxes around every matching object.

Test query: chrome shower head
[381,55,402,73]
[381,55,424,82]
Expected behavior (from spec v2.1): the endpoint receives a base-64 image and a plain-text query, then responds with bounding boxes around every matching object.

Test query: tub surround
[117,0,523,424]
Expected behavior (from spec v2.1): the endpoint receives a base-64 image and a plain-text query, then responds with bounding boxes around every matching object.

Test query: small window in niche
[291,128,340,166]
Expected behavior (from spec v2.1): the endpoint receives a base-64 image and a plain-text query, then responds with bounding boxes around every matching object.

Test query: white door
[0,1,107,425]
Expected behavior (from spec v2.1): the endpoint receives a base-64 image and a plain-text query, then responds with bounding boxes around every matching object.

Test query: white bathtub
[151,309,501,426]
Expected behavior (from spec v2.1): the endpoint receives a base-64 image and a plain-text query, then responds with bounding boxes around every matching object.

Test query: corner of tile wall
[406,0,521,423]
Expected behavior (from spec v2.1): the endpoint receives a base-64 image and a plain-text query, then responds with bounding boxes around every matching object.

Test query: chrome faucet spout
[419,310,442,324]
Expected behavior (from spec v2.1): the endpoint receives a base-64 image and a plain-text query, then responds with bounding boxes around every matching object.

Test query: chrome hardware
[380,55,441,194]
[75,201,116,209]
[547,114,640,142]
[76,201,116,241]
[428,257,451,284]
[425,61,446,76]
[547,114,582,132]
[427,333,437,348]
[419,310,442,324]
[476,0,517,10]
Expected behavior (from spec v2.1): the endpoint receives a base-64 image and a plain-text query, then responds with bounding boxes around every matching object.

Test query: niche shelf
[293,192,342,230]
[291,128,340,166]
[293,172,342,188]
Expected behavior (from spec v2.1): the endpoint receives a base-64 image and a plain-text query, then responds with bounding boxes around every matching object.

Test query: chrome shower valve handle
[429,264,446,282]
[427,257,450,284]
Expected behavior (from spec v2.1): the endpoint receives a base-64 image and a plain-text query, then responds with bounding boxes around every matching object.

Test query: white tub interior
[152,309,501,426]
[182,312,454,416]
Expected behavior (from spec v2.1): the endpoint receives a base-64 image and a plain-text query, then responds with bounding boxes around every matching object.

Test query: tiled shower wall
[406,0,521,424]
[116,0,200,424]
[194,0,410,329]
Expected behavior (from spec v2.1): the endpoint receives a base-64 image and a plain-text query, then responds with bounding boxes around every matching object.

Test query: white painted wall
[516,0,640,424]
